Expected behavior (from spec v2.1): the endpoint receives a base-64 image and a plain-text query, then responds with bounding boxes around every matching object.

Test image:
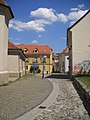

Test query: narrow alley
[34,74,90,120]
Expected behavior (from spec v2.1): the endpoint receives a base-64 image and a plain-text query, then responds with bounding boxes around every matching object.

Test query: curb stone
[15,78,59,120]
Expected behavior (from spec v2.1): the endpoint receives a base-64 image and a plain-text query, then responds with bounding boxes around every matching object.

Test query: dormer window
[24,48,28,53]
[44,49,46,52]
[33,48,38,53]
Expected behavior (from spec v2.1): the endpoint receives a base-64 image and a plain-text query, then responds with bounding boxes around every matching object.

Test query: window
[42,57,46,63]
[43,65,46,70]
[33,57,38,63]
[33,48,38,53]
[24,48,28,53]
[25,65,28,70]
[44,49,46,52]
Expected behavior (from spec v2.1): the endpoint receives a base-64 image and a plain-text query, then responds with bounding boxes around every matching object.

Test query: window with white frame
[33,57,38,63]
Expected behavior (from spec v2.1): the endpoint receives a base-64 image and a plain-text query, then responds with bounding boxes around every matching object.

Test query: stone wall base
[73,77,90,115]
[9,72,19,78]
[0,72,9,85]
[9,70,25,78]
[0,71,25,86]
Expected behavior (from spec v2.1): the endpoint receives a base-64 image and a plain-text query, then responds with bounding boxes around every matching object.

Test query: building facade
[0,0,14,84]
[67,10,90,75]
[8,41,26,78]
[60,48,69,73]
[52,53,60,72]
[17,44,52,74]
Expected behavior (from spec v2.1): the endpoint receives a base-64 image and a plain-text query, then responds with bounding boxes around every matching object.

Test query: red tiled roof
[62,47,69,54]
[8,41,18,49]
[16,44,52,55]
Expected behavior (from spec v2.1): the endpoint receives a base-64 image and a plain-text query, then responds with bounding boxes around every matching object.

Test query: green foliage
[30,66,34,73]
[37,69,41,73]
[77,76,90,90]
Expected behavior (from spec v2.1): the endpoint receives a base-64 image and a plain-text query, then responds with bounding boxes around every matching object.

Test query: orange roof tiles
[62,47,69,54]
[8,41,18,49]
[16,44,52,55]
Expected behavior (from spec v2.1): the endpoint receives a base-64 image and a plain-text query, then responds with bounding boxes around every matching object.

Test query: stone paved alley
[0,75,52,120]
[34,75,90,120]
[0,74,90,120]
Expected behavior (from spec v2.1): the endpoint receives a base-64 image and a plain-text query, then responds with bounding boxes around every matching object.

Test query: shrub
[30,66,34,73]
[37,69,41,73]
[88,69,90,75]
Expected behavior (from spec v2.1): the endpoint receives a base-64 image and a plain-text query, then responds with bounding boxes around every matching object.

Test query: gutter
[8,48,26,61]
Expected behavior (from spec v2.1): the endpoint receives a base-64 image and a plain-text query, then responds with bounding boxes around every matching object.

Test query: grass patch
[77,76,90,90]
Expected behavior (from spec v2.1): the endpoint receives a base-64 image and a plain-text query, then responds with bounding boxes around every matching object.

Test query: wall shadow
[72,78,90,116]
[46,74,90,116]
[46,73,70,79]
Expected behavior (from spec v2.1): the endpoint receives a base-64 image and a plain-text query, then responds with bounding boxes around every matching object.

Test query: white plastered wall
[71,12,90,69]
[65,55,69,73]
[8,55,25,77]
[0,14,9,84]
[7,55,19,77]
[0,15,8,72]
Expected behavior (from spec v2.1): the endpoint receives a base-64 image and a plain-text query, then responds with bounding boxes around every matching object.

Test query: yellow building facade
[28,54,52,73]
[17,44,52,73]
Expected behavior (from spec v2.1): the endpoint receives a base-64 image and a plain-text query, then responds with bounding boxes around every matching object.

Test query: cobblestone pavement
[34,78,90,120]
[0,75,53,120]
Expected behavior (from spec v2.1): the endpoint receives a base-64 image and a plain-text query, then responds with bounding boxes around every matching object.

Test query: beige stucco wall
[8,55,25,77]
[8,55,19,72]
[70,12,90,71]
[8,55,19,77]
[0,14,9,84]
[19,59,25,76]
[0,5,14,84]
[0,15,8,72]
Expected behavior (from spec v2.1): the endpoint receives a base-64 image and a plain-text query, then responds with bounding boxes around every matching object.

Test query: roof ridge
[16,44,49,46]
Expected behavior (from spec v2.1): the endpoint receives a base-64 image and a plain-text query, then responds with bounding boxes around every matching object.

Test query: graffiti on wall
[73,60,90,74]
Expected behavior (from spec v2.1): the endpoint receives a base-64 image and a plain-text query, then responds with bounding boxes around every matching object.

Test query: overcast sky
[6,0,90,52]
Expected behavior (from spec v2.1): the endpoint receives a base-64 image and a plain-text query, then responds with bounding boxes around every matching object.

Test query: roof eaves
[67,10,90,31]
[8,48,26,59]
[0,2,14,19]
